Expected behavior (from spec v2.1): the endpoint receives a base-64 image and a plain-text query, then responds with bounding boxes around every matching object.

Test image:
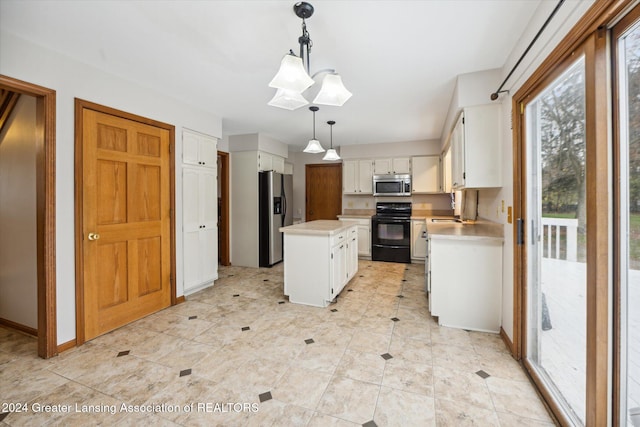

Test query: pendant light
[303,106,325,153]
[268,2,352,110]
[322,120,340,161]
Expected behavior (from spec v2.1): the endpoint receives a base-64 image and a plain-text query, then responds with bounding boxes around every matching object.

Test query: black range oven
[371,202,412,263]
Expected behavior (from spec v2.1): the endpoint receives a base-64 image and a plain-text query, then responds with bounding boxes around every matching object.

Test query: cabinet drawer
[331,231,347,247]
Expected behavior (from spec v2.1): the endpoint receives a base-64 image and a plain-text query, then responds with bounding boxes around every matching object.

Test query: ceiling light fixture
[268,2,352,110]
[322,120,340,161]
[303,106,325,153]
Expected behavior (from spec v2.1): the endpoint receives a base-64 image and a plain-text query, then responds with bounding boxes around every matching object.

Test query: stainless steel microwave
[373,174,411,196]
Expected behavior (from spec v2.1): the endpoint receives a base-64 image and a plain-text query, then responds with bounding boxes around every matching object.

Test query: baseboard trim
[175,296,185,304]
[57,339,76,353]
[0,317,37,337]
[500,326,515,356]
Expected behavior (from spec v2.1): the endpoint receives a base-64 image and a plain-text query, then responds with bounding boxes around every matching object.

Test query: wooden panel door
[81,108,171,340]
[305,163,342,221]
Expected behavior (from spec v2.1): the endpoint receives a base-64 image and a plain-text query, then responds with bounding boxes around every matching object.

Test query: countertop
[425,217,504,241]
[280,220,358,236]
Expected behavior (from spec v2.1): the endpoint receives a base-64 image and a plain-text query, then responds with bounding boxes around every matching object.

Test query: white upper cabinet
[441,147,452,193]
[451,104,502,189]
[258,151,286,173]
[343,159,374,194]
[411,156,440,193]
[373,157,411,175]
[183,130,217,168]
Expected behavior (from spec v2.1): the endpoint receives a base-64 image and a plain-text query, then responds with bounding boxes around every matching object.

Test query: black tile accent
[0,412,9,422]
[363,420,378,427]
[347,289,353,292]
[331,309,338,312]
[263,279,269,282]
[359,275,364,277]
[189,315,197,320]
[396,295,405,298]
[304,338,314,344]
[180,369,192,377]
[259,391,272,402]
[229,274,234,276]
[402,279,407,282]
[241,326,250,331]
[391,317,400,322]
[233,294,240,297]
[476,370,490,379]
[278,301,286,304]
[381,353,393,360]
[117,350,130,357]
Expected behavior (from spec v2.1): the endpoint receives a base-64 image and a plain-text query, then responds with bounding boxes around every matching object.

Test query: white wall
[0,95,38,329]
[0,31,222,345]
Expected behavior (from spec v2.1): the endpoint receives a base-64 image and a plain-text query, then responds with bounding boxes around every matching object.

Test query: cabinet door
[199,138,217,168]
[347,232,358,280]
[330,243,345,298]
[200,169,217,229]
[374,158,392,174]
[358,160,374,193]
[200,228,218,282]
[284,162,294,175]
[411,156,439,193]
[258,152,273,171]
[451,114,465,189]
[183,230,201,290]
[343,160,358,193]
[272,156,285,174]
[411,220,427,259]
[442,147,452,193]
[357,224,371,256]
[392,157,411,174]
[183,131,200,165]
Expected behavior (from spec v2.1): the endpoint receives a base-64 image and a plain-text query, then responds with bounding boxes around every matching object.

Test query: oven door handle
[373,219,409,223]
[372,244,410,249]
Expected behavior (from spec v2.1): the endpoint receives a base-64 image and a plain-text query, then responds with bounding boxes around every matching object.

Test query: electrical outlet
[501,200,505,212]
[297,208,301,215]
[365,202,369,208]
[347,202,354,208]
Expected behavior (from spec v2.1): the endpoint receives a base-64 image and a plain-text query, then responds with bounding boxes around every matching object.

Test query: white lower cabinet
[183,166,218,293]
[339,217,371,257]
[429,237,502,332]
[411,219,427,260]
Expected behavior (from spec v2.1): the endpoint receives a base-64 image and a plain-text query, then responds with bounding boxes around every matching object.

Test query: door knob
[88,232,100,241]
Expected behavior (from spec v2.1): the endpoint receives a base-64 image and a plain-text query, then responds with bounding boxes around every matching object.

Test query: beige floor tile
[496,411,556,426]
[435,398,501,426]
[431,343,481,373]
[388,334,433,364]
[271,366,332,410]
[430,325,474,348]
[292,343,345,374]
[347,330,392,354]
[392,319,432,342]
[486,377,555,423]
[382,357,434,396]
[316,375,380,424]
[307,412,360,426]
[476,348,530,382]
[245,399,314,426]
[373,386,436,427]
[335,349,386,384]
[432,366,495,411]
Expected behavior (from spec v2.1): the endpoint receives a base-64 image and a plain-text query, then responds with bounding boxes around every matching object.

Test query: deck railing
[541,217,578,262]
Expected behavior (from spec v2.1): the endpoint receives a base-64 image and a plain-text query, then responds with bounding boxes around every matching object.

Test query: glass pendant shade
[322,148,340,161]
[303,138,325,153]
[267,88,309,110]
[313,73,352,106]
[269,54,315,93]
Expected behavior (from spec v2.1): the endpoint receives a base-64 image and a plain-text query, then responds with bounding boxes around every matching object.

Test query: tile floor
[0,261,556,426]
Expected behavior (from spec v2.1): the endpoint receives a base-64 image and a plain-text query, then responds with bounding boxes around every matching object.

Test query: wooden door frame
[305,163,343,221]
[217,150,230,266]
[0,75,57,359]
[74,99,176,345]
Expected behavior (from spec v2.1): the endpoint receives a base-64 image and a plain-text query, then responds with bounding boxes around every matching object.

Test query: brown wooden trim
[0,318,38,337]
[175,295,186,304]
[218,151,230,266]
[584,30,610,426]
[499,327,514,355]
[609,5,640,425]
[511,95,524,361]
[0,75,57,359]
[57,339,76,353]
[522,358,570,426]
[74,98,176,344]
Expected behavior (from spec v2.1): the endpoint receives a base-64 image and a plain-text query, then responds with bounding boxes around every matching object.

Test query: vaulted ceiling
[0,0,542,148]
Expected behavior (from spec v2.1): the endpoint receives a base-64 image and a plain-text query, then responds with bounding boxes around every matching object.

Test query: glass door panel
[617,17,640,426]
[526,56,587,424]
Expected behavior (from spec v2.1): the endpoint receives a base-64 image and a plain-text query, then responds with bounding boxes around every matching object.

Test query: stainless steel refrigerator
[259,171,293,267]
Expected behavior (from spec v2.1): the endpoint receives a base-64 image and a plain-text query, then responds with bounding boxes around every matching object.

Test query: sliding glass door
[614,8,640,425]
[525,56,587,425]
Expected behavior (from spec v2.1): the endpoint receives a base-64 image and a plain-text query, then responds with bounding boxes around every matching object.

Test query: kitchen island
[280,220,358,307]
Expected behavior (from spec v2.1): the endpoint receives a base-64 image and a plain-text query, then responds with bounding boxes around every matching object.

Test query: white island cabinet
[280,220,358,307]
